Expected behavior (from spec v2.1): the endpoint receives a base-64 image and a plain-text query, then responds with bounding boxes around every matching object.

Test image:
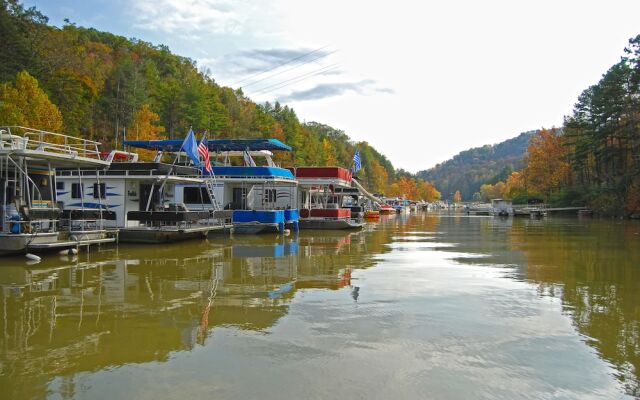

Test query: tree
[526,128,569,201]
[453,190,462,203]
[505,171,527,201]
[479,181,506,201]
[0,70,63,132]
[128,104,165,160]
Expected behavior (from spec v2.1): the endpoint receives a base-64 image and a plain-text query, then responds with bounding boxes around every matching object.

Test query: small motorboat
[364,210,380,219]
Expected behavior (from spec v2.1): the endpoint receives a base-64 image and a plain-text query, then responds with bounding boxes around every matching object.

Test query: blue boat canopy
[123,138,292,152]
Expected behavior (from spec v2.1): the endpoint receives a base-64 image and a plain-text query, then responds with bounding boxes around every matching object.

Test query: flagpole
[154,127,196,210]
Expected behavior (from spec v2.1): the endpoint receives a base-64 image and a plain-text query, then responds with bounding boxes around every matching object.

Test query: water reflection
[1,213,639,398]
[433,214,640,397]
[0,224,394,399]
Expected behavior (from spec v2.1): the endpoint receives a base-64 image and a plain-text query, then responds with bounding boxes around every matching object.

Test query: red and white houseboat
[293,167,364,230]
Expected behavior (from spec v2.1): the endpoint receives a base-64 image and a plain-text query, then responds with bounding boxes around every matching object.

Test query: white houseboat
[1,126,117,255]
[490,198,514,217]
[56,148,226,244]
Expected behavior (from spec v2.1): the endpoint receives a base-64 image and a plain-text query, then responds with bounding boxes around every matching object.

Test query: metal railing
[1,218,59,234]
[0,126,103,160]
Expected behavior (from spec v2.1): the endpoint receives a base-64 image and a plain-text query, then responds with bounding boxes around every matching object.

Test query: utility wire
[230,45,331,86]
[250,64,339,94]
[250,64,341,96]
[239,50,338,90]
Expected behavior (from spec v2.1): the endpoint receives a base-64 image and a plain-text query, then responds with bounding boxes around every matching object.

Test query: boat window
[56,181,64,190]
[264,189,277,203]
[184,187,210,203]
[71,183,83,199]
[93,183,106,199]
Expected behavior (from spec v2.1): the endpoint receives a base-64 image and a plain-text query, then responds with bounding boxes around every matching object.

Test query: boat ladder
[204,178,222,211]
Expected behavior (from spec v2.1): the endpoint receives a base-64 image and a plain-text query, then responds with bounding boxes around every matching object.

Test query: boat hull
[232,222,281,234]
[118,226,215,244]
[0,231,116,255]
[298,218,364,230]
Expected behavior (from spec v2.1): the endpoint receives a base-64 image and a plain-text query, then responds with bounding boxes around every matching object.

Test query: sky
[23,0,640,172]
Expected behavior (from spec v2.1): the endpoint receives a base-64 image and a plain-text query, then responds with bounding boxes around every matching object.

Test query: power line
[230,45,331,86]
[240,49,338,90]
[250,64,339,94]
[250,64,341,96]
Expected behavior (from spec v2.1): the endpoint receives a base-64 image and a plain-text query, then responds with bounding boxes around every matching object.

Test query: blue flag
[181,128,200,166]
[352,150,361,173]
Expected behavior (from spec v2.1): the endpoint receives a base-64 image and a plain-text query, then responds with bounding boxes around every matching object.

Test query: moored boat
[124,138,299,234]
[1,126,117,256]
[293,167,364,230]
[58,141,228,244]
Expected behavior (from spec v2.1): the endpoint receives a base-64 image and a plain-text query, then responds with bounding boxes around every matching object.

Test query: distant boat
[378,204,396,215]
[490,199,514,217]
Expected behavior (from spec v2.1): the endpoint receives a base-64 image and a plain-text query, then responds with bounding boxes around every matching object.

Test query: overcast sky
[25,0,640,172]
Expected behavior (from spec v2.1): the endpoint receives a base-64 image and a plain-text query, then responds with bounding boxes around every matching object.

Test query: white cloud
[131,0,246,35]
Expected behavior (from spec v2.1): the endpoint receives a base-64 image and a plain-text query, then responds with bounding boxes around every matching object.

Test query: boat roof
[210,166,296,181]
[292,167,352,187]
[123,138,292,152]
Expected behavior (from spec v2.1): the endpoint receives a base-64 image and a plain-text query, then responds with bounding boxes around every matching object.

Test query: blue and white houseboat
[122,138,299,235]
[56,147,226,244]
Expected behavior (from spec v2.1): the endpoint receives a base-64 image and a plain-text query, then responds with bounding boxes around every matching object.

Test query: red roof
[293,167,352,182]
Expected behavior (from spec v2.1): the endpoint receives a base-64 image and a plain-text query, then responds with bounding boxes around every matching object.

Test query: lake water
[1,213,639,399]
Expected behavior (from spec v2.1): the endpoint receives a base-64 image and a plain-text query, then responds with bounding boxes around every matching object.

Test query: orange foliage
[387,176,440,201]
[526,128,569,199]
[129,104,165,160]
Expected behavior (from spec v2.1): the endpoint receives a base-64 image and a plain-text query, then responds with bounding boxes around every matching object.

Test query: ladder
[204,177,222,211]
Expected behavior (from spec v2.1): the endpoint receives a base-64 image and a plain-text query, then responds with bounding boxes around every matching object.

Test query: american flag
[198,134,213,174]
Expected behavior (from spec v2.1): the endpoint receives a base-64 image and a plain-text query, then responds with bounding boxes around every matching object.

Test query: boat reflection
[0,227,393,399]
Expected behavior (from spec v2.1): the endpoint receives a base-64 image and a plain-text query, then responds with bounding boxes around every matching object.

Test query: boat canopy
[210,166,295,180]
[123,138,292,152]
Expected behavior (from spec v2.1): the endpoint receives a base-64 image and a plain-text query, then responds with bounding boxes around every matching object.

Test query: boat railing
[56,169,204,179]
[212,174,297,181]
[2,218,59,235]
[5,154,43,202]
[0,126,102,160]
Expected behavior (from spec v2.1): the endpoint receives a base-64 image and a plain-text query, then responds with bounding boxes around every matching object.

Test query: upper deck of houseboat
[292,167,353,187]
[123,138,296,182]
[1,126,110,168]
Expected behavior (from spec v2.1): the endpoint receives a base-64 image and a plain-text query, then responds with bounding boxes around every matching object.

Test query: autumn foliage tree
[525,128,569,201]
[453,191,462,203]
[128,104,165,160]
[0,70,63,132]
[479,181,506,201]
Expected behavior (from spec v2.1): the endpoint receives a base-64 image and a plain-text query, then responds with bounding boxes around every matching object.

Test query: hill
[0,0,439,200]
[416,130,537,200]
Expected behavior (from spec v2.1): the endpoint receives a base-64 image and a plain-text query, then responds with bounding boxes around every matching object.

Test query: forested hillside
[469,35,640,217]
[0,0,440,201]
[417,130,537,200]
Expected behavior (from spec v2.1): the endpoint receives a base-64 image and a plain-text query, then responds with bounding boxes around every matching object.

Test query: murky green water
[1,213,639,399]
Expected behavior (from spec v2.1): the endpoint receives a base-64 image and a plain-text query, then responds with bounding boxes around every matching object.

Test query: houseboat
[490,198,514,217]
[57,148,226,244]
[1,126,117,256]
[123,138,299,234]
[293,167,364,230]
